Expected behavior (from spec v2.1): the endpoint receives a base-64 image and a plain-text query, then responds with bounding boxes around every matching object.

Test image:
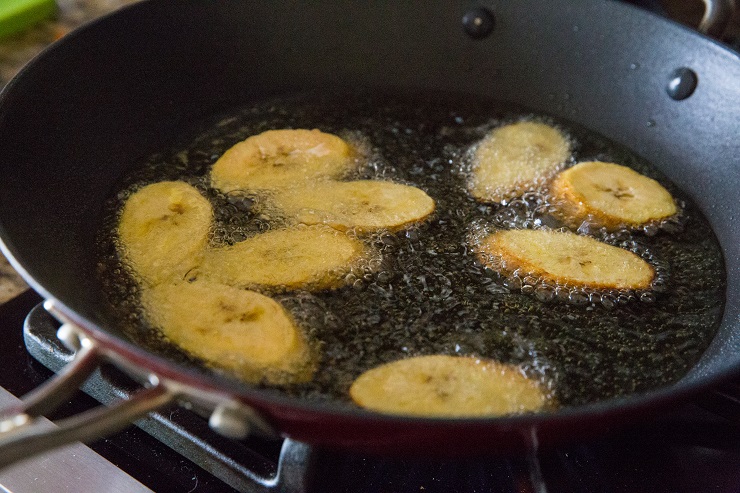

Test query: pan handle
[0,300,279,472]
[698,0,734,37]
[0,326,176,470]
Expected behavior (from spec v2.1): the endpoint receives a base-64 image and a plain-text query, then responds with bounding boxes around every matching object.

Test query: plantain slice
[198,226,367,291]
[477,229,654,290]
[468,121,571,203]
[271,180,435,233]
[118,181,212,285]
[550,161,678,230]
[210,129,356,192]
[141,280,315,384]
[349,355,550,417]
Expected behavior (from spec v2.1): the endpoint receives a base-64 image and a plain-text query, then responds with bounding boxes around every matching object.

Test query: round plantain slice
[141,280,314,384]
[550,161,678,230]
[477,229,654,290]
[198,226,367,291]
[210,129,356,192]
[468,121,571,203]
[349,355,550,417]
[118,181,213,285]
[271,180,435,233]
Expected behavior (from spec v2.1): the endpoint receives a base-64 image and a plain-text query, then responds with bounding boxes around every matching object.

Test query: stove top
[1,289,739,493]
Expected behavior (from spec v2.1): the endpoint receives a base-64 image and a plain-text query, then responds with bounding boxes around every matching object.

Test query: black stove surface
[1,289,740,493]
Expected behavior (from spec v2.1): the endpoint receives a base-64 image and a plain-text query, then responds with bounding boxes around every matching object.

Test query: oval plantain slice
[468,121,571,203]
[210,129,356,193]
[118,181,212,285]
[549,161,678,230]
[271,180,435,233]
[349,355,550,417]
[198,226,367,291]
[477,229,654,290]
[141,280,315,384]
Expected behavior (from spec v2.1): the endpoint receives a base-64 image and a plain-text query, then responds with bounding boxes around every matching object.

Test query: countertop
[0,0,139,302]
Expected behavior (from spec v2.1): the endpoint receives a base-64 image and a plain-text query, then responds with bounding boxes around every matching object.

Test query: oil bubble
[568,291,589,306]
[600,294,616,310]
[652,280,668,293]
[534,286,555,302]
[640,292,656,303]
[503,275,523,291]
[521,284,535,295]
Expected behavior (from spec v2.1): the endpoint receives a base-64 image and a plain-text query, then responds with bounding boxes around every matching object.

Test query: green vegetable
[0,0,56,40]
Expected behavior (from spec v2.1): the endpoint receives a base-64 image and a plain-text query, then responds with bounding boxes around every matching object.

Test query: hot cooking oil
[95,91,726,409]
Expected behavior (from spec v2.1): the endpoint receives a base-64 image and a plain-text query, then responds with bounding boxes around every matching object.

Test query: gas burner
[0,289,736,492]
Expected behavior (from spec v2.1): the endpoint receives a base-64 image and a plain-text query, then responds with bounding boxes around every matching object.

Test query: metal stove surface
[1,289,740,493]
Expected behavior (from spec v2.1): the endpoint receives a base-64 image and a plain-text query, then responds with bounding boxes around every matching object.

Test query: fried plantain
[210,129,356,192]
[349,355,550,417]
[549,161,678,230]
[118,181,212,285]
[271,180,435,233]
[476,229,654,290]
[468,121,571,203]
[198,226,367,291]
[141,280,315,384]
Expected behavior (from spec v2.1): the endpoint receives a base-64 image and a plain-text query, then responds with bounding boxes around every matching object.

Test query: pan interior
[95,90,726,411]
[0,0,738,421]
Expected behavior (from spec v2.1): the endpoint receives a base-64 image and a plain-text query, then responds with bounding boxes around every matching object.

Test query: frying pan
[0,0,738,466]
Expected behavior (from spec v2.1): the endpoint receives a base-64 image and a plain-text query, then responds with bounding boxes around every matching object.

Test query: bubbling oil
[96,91,725,409]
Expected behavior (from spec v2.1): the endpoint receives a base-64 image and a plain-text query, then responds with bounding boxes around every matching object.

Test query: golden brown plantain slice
[118,181,212,285]
[477,229,654,290]
[468,121,571,203]
[550,161,678,230]
[198,226,367,291]
[141,280,314,384]
[210,129,356,192]
[349,355,550,417]
[271,180,435,233]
